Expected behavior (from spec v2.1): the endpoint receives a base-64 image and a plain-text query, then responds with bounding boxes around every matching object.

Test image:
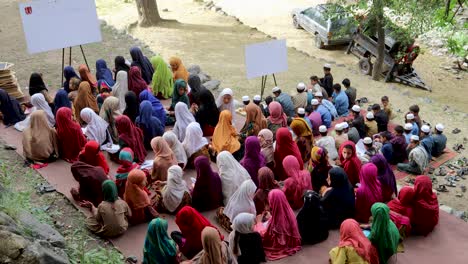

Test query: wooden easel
[61,45,89,86]
[260,74,278,100]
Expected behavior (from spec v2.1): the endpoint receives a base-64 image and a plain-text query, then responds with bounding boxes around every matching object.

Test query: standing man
[371,104,389,132]
[320,64,334,97]
[292,82,308,112]
[272,87,295,117]
[311,98,331,128]
[332,83,349,117]
[342,78,357,109]
[431,123,447,157]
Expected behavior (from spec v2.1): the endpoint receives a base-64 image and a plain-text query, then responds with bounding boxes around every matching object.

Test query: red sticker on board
[25,6,32,15]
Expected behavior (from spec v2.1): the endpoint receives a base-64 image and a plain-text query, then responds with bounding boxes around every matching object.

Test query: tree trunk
[372,0,385,81]
[135,0,162,27]
[445,0,452,18]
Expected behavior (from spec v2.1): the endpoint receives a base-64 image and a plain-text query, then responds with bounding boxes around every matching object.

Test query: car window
[314,12,328,28]
[303,8,316,19]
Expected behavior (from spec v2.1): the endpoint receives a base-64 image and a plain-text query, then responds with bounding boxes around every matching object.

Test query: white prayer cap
[335,123,343,131]
[435,123,444,132]
[341,122,349,129]
[272,87,281,93]
[404,123,413,130]
[319,125,327,133]
[311,99,319,106]
[324,63,332,69]
[406,113,415,120]
[297,108,305,115]
[363,137,373,144]
[242,96,250,102]
[366,112,374,119]
[352,105,361,112]
[410,135,420,141]
[253,95,261,101]
[296,82,306,91]
[314,91,323,97]
[421,125,430,133]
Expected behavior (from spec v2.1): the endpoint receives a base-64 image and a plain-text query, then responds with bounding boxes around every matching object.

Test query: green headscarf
[150,56,174,99]
[143,218,177,264]
[170,79,190,110]
[102,180,118,203]
[369,202,400,264]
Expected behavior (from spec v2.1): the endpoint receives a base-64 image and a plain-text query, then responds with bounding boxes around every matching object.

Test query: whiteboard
[19,0,102,54]
[244,39,288,79]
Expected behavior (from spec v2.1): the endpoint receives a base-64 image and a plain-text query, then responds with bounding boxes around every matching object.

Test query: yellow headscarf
[212,110,241,153]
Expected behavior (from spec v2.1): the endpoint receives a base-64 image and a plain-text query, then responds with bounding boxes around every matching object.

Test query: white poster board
[19,0,102,54]
[244,39,288,79]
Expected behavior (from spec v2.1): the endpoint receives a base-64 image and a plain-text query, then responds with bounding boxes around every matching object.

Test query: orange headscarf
[212,110,240,153]
[74,81,99,124]
[290,117,314,143]
[169,57,189,82]
[242,102,266,136]
[124,169,150,209]
[78,64,97,89]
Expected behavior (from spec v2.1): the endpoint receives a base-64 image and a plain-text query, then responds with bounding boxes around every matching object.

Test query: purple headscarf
[240,136,266,186]
[130,46,154,84]
[371,154,398,195]
[192,156,223,211]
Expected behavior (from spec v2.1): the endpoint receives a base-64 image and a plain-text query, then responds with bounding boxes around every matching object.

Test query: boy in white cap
[311,98,332,128]
[365,111,378,137]
[253,95,261,105]
[316,125,338,160]
[397,135,429,174]
[350,105,366,139]
[334,123,348,150]
[420,124,434,161]
[432,123,447,157]
[405,113,419,136]
[361,137,378,163]
[272,87,295,117]
[292,82,308,112]
[242,95,250,106]
[309,76,329,99]
[345,120,360,144]
[320,64,334,96]
[315,91,338,120]
[403,123,413,144]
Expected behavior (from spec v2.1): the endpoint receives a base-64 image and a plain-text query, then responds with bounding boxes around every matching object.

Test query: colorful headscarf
[240,136,266,186]
[78,65,97,90]
[192,156,223,212]
[128,66,148,98]
[139,89,166,127]
[169,57,189,82]
[412,175,439,236]
[74,81,99,124]
[173,102,195,142]
[241,102,265,136]
[355,163,383,223]
[369,203,400,264]
[258,129,274,164]
[96,59,115,87]
[212,110,241,153]
[116,115,147,164]
[78,141,110,174]
[102,180,119,203]
[274,128,303,180]
[143,218,177,264]
[55,107,86,163]
[267,101,287,126]
[282,155,313,210]
[63,66,79,93]
[150,56,174,99]
[124,169,150,209]
[337,219,378,263]
[130,46,154,84]
[338,141,361,186]
[115,148,139,180]
[170,79,190,110]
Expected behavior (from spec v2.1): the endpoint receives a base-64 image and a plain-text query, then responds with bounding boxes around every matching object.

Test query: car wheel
[315,34,324,49]
[293,16,301,29]
[358,58,373,75]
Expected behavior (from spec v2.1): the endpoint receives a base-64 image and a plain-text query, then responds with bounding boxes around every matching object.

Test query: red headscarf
[282,155,312,210]
[339,141,361,186]
[338,219,379,264]
[78,141,110,174]
[115,115,147,164]
[412,175,439,236]
[124,169,150,209]
[274,128,303,181]
[388,186,414,217]
[355,163,383,223]
[175,206,223,259]
[254,167,279,214]
[55,107,86,162]
[128,66,148,98]
[263,189,301,261]
[267,101,287,126]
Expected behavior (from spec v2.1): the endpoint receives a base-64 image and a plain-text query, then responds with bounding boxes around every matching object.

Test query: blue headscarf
[130,46,154,85]
[63,66,79,93]
[136,101,164,148]
[96,59,115,87]
[53,89,72,115]
[143,218,177,264]
[138,90,166,126]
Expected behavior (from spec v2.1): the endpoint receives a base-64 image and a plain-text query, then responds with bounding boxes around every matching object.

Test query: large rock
[20,240,69,264]
[187,64,201,75]
[198,72,211,83]
[0,230,29,261]
[203,80,221,91]
[18,212,66,248]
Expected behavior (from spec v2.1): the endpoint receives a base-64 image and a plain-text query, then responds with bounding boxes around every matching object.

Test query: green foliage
[447,31,468,58]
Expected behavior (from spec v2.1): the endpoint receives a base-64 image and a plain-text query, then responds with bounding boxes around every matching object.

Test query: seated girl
[83,180,131,238]
[274,128,303,181]
[369,203,400,264]
[157,165,191,214]
[253,167,279,215]
[258,129,275,171]
[329,219,379,264]
[371,154,398,202]
[337,141,362,186]
[78,141,110,174]
[411,175,439,236]
[124,169,159,225]
[217,151,251,205]
[309,146,332,193]
[55,107,86,163]
[53,89,72,115]
[70,161,109,207]
[116,115,147,164]
[22,110,59,163]
[290,117,314,164]
[192,156,223,212]
[99,96,121,143]
[169,79,190,112]
[187,226,236,264]
[282,155,312,210]
[115,148,139,198]
[182,122,210,168]
[240,136,265,186]
[15,93,56,131]
[28,72,54,106]
[74,81,99,125]
[162,131,188,168]
[296,190,329,245]
[139,89,166,127]
[173,102,195,142]
[355,163,383,223]
[193,89,219,136]
[0,88,25,127]
[229,213,266,264]
[239,102,265,139]
[143,218,179,264]
[217,179,257,232]
[171,206,223,259]
[212,110,242,160]
[80,108,110,145]
[150,137,177,182]
[136,101,164,149]
[254,189,301,261]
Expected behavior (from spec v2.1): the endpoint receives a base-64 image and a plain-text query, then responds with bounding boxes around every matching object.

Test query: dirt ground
[1,0,467,218]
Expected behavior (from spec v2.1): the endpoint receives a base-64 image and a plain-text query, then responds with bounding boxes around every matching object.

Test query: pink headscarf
[282,155,312,210]
[338,219,379,264]
[263,189,301,261]
[267,101,287,126]
[355,163,383,223]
